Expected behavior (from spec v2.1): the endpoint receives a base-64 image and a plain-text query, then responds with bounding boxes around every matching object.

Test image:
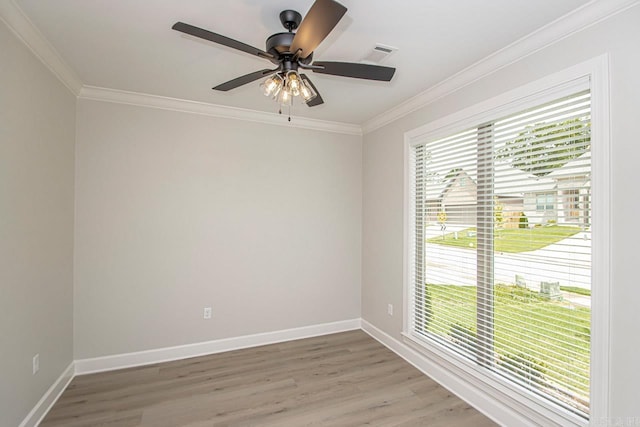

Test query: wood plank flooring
[41,330,497,426]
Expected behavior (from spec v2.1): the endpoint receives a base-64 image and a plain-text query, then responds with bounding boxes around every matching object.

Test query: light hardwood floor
[41,330,497,426]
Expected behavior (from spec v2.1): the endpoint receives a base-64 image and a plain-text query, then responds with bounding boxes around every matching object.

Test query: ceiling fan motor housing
[268,10,313,64]
[266,31,313,65]
[266,32,295,56]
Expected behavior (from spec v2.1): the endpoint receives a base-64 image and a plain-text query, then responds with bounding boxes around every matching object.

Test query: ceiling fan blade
[312,61,396,81]
[290,0,347,59]
[213,69,276,91]
[172,22,275,62]
[300,74,324,107]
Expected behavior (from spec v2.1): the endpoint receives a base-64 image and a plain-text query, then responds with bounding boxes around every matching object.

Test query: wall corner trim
[74,319,362,375]
[0,0,82,95]
[18,362,75,427]
[78,86,363,136]
[361,0,638,134]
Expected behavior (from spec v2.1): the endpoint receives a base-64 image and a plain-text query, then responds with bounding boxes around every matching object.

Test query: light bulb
[300,78,317,103]
[260,74,283,97]
[277,88,292,106]
[286,72,301,97]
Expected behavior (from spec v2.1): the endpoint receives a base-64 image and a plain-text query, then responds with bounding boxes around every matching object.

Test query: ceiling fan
[172,0,396,108]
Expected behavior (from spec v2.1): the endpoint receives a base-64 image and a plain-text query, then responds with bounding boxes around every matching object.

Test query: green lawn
[560,286,591,296]
[422,283,590,406]
[428,225,582,253]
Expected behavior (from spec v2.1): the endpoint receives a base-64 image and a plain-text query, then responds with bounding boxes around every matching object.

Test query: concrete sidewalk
[423,224,592,307]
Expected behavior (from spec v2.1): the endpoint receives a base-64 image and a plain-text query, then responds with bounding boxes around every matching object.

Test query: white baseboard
[20,319,563,427]
[361,319,541,427]
[18,362,74,427]
[24,319,546,427]
[20,319,360,426]
[75,318,361,375]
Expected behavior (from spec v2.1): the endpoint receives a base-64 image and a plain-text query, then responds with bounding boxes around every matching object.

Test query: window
[536,193,555,211]
[407,88,596,421]
[563,189,581,221]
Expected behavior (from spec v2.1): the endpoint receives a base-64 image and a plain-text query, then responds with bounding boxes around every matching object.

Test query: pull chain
[277,103,292,122]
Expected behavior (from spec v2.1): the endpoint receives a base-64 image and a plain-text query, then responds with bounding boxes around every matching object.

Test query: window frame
[536,192,556,212]
[403,55,610,427]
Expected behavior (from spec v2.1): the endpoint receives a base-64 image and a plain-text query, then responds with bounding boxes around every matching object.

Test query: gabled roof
[425,170,474,200]
[441,170,475,196]
[426,164,555,200]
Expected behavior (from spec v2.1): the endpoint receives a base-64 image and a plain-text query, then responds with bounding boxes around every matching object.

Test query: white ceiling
[15,0,590,124]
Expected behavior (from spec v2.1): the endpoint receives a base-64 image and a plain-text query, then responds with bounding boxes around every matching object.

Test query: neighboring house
[544,152,591,226]
[437,170,478,225]
[496,165,555,227]
[518,152,591,226]
[425,152,590,227]
[426,170,524,226]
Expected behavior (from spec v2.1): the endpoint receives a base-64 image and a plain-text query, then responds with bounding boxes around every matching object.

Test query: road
[423,225,591,305]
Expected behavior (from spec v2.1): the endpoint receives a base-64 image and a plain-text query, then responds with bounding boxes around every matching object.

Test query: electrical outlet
[387,304,393,316]
[32,354,39,375]
[203,306,212,319]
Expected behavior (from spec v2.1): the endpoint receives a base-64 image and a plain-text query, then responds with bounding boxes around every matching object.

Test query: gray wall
[362,5,640,420]
[74,99,362,358]
[0,21,76,427]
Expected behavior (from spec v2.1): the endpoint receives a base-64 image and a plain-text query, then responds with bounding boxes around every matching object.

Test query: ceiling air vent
[362,44,398,64]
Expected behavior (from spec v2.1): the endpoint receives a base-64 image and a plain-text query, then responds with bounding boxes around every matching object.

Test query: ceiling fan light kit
[261,70,318,105]
[172,0,396,114]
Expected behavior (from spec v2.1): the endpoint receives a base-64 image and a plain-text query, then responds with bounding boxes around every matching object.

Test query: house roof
[545,151,591,179]
[424,147,591,201]
[426,162,557,200]
[494,163,556,196]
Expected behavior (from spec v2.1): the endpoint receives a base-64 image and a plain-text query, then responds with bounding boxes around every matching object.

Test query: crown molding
[0,0,359,135]
[362,0,639,134]
[5,0,635,135]
[0,0,82,95]
[79,86,363,136]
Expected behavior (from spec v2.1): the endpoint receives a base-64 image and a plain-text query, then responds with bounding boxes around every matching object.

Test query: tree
[496,118,590,177]
[444,168,463,181]
[424,150,440,185]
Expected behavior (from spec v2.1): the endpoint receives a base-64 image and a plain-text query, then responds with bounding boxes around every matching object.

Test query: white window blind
[409,90,592,417]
